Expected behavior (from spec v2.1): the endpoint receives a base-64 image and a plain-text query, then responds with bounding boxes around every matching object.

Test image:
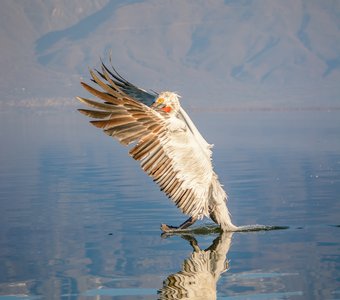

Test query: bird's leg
[178,217,197,229]
[161,217,197,232]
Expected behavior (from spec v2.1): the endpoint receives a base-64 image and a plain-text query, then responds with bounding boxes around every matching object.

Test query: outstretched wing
[77,64,214,219]
[97,59,158,107]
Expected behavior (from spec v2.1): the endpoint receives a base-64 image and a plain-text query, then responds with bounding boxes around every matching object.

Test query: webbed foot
[161,217,197,233]
[160,224,179,232]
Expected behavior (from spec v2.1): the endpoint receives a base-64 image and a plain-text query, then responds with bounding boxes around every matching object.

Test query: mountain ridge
[0,0,339,109]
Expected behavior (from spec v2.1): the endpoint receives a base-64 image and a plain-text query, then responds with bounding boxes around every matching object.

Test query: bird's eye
[157,98,165,104]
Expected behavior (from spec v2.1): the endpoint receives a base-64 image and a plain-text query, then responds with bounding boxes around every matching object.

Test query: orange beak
[161,106,172,113]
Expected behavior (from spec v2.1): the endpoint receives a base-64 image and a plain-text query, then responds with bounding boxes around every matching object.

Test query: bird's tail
[208,175,287,232]
[210,201,238,231]
[210,205,288,232]
[209,176,238,231]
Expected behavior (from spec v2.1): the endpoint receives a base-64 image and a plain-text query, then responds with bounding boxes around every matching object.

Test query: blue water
[0,109,339,299]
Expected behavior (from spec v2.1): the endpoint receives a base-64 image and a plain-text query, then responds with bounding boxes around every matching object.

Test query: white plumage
[77,62,238,232]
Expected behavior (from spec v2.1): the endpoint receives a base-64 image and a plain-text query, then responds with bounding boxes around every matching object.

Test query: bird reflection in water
[158,232,233,299]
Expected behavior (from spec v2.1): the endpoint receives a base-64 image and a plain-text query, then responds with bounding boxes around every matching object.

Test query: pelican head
[154,92,181,114]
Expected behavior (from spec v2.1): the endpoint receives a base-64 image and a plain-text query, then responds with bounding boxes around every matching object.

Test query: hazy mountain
[0,0,339,109]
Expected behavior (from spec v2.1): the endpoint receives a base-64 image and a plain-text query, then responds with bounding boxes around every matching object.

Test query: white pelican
[77,61,238,232]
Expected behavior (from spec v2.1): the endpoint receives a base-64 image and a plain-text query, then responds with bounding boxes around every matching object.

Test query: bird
[76,60,238,233]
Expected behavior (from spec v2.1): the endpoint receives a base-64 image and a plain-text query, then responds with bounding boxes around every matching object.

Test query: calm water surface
[0,109,339,300]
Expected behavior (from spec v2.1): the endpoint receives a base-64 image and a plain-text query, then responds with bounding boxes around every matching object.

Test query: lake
[0,107,339,299]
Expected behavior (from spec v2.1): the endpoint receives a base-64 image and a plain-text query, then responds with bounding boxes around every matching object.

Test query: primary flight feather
[77,61,238,232]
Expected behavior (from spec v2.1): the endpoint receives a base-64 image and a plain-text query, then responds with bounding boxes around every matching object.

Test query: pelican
[76,61,238,232]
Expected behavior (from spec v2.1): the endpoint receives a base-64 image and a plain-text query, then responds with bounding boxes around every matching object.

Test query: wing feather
[77,63,214,219]
[90,69,120,97]
[130,136,158,160]
[90,117,135,129]
[80,82,121,105]
[101,60,158,107]
[78,109,114,119]
[76,96,117,111]
[140,147,164,172]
